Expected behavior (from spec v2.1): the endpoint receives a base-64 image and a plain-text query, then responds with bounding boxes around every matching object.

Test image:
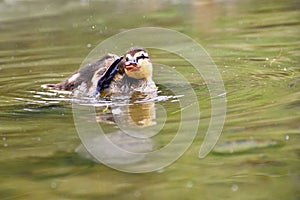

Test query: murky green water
[0,0,299,199]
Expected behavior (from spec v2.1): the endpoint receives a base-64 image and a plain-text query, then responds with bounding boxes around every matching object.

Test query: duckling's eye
[140,54,148,59]
[136,54,149,62]
[125,57,129,62]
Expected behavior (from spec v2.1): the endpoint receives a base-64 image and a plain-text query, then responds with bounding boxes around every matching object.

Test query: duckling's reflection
[96,91,157,128]
[127,92,156,127]
[76,91,161,165]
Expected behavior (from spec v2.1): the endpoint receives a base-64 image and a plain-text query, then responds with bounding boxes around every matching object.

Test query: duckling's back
[42,53,124,97]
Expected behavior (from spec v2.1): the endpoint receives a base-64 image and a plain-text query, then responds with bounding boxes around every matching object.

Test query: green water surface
[0,0,299,199]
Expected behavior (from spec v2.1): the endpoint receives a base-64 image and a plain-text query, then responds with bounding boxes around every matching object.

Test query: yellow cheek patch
[125,63,153,80]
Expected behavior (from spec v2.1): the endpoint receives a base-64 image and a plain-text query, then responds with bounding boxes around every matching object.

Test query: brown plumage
[42,48,157,97]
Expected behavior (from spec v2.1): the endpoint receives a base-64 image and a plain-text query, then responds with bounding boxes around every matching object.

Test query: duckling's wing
[96,56,123,92]
[42,54,120,93]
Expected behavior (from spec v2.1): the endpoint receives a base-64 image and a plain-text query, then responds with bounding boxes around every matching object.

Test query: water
[0,0,299,199]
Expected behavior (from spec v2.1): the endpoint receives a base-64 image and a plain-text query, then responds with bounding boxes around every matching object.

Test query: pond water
[0,0,299,199]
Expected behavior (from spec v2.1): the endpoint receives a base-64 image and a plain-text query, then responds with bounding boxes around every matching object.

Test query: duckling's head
[124,48,153,80]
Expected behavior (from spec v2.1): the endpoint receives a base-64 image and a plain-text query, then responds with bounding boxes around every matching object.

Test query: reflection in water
[76,91,162,165]
[110,91,167,139]
[127,92,157,127]
[95,91,157,127]
[75,130,155,165]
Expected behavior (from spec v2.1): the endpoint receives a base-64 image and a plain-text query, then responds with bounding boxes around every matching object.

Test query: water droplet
[186,181,193,188]
[134,190,141,197]
[91,25,96,29]
[32,137,41,141]
[50,182,57,189]
[283,67,287,71]
[217,92,226,97]
[231,184,238,192]
[2,137,6,141]
[112,108,122,115]
[4,143,8,147]
[80,0,90,5]
[285,135,289,141]
[87,43,92,48]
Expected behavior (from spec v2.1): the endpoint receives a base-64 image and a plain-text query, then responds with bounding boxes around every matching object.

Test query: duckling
[43,47,157,97]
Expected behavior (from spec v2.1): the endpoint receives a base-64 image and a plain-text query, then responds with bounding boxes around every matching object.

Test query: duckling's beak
[125,60,139,71]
